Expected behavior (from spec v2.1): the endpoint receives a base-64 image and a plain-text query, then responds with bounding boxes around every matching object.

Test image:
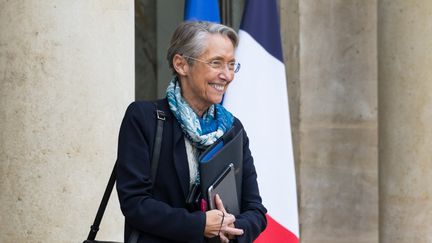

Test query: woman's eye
[210,60,223,67]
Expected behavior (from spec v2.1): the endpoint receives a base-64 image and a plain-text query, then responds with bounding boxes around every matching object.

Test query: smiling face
[173,34,236,116]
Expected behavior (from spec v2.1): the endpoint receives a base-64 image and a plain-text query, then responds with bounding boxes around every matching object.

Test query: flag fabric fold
[223,0,300,242]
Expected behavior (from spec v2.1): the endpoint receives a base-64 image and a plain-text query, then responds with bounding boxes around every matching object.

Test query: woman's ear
[173,54,189,76]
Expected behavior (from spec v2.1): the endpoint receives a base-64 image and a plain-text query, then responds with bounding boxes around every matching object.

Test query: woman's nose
[218,66,234,81]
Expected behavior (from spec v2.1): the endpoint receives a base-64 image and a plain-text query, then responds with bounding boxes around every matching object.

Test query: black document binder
[199,128,243,214]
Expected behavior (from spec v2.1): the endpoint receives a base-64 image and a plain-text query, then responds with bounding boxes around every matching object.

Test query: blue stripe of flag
[184,0,221,23]
[240,0,283,62]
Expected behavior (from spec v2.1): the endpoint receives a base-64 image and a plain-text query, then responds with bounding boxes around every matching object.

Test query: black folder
[199,128,243,214]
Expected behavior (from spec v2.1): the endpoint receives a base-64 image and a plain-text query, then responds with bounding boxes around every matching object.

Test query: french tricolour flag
[223,0,300,242]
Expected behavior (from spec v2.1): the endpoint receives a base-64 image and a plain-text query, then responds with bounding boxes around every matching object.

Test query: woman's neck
[184,98,209,117]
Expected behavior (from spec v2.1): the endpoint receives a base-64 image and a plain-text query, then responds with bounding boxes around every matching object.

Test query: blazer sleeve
[233,120,268,243]
[116,102,206,241]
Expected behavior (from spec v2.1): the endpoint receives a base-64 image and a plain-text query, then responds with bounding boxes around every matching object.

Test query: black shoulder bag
[83,107,166,243]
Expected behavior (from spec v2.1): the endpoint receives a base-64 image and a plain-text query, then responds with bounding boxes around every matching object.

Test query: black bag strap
[85,164,118,242]
[85,105,166,243]
[151,109,165,184]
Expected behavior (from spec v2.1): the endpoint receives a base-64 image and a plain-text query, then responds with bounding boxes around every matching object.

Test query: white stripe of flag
[223,0,299,241]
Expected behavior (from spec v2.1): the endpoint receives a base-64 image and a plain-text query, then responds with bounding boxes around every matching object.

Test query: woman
[116,21,267,243]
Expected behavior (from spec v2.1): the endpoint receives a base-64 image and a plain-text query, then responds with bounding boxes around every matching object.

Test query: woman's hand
[204,209,227,238]
[204,194,244,241]
[214,194,244,242]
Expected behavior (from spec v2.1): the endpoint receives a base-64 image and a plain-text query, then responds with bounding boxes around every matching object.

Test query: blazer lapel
[172,119,190,198]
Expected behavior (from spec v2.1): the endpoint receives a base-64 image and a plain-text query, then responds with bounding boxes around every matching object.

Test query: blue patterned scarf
[166,77,234,148]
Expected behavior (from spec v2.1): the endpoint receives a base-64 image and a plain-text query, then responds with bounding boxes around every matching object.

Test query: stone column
[0,1,134,242]
[280,0,301,194]
[378,1,432,242]
[299,1,378,242]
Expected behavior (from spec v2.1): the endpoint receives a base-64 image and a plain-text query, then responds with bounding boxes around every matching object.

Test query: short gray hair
[166,21,239,74]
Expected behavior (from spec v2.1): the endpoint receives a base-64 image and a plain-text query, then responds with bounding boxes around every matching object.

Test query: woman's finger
[215,194,227,213]
[223,225,244,236]
[219,232,230,243]
[221,213,236,225]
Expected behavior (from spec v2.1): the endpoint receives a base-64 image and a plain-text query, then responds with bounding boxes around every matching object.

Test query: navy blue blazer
[116,99,267,243]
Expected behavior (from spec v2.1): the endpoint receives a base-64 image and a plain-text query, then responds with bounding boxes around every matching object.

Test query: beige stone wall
[378,1,432,242]
[281,0,432,242]
[283,0,379,242]
[0,1,134,242]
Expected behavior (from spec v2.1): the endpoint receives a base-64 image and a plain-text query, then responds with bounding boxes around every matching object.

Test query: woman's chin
[210,96,224,105]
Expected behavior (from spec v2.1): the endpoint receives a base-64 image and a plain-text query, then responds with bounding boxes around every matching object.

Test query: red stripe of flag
[254,214,299,243]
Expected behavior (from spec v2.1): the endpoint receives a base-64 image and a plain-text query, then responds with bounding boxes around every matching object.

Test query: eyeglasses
[183,55,241,73]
